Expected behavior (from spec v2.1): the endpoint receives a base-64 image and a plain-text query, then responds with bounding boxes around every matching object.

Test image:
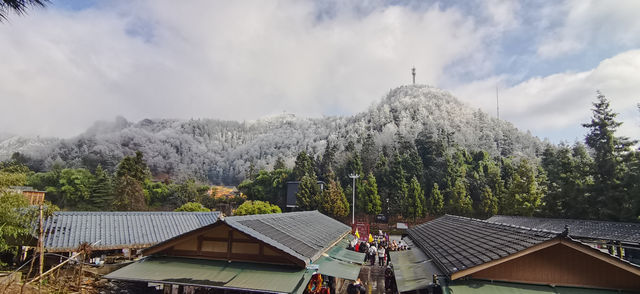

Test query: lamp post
[349,173,360,225]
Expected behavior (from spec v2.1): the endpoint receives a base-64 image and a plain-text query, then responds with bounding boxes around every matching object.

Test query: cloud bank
[0,0,638,143]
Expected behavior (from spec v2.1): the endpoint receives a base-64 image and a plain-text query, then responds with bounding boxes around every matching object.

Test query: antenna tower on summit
[412,67,416,84]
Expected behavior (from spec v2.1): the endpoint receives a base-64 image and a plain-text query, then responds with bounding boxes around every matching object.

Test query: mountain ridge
[0,85,543,184]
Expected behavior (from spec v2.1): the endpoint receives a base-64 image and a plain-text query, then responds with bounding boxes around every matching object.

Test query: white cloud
[536,0,640,59]
[0,1,487,137]
[451,50,640,142]
[0,0,638,145]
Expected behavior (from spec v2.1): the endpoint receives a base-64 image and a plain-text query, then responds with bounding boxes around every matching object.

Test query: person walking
[385,247,392,266]
[378,245,386,266]
[368,244,377,266]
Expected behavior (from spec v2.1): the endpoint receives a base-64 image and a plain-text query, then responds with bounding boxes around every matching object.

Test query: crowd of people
[347,230,409,267]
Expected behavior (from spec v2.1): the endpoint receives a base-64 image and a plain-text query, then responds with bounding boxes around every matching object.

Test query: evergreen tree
[362,173,382,215]
[582,91,636,220]
[416,129,447,190]
[319,142,337,180]
[446,178,473,216]
[292,151,314,181]
[114,175,147,211]
[116,151,150,182]
[478,185,498,217]
[296,173,320,210]
[114,151,150,211]
[90,165,114,210]
[504,159,544,216]
[319,179,349,218]
[427,183,444,215]
[361,133,378,174]
[405,176,425,220]
[388,152,408,216]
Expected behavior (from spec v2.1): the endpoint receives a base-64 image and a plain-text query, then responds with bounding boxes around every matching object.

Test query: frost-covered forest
[0,85,542,184]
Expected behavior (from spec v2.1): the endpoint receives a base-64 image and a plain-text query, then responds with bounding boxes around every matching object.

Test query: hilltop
[0,85,542,184]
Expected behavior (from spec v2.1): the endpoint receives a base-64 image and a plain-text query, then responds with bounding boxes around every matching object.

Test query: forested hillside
[0,85,541,184]
[0,86,637,222]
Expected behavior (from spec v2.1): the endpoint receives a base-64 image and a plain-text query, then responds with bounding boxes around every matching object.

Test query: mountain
[0,85,543,184]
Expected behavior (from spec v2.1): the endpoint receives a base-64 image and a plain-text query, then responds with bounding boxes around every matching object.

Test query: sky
[0,0,639,143]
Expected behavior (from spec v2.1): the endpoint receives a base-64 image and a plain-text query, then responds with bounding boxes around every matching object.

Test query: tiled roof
[225,210,351,263]
[407,215,558,276]
[486,215,640,243]
[43,211,220,252]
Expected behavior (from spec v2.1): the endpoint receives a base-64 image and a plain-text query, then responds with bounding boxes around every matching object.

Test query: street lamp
[349,173,360,225]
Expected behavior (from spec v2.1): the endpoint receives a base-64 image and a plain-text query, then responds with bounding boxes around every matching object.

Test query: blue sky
[0,0,638,143]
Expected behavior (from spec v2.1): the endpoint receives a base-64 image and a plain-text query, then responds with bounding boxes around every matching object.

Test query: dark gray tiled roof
[225,210,350,264]
[407,215,558,276]
[486,215,640,243]
[43,211,220,252]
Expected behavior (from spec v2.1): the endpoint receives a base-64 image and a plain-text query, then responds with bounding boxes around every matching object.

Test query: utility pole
[496,85,501,155]
[349,173,360,225]
[496,85,500,121]
[412,67,416,84]
[38,204,44,292]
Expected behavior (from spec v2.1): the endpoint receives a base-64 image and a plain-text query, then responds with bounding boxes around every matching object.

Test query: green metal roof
[325,237,366,264]
[105,257,309,293]
[314,256,361,280]
[391,247,442,293]
[445,280,638,294]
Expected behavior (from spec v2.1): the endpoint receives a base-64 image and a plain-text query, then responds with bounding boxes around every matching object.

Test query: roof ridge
[445,214,561,235]
[489,215,640,227]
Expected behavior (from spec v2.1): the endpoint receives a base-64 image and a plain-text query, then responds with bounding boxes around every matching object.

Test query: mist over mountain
[0,85,543,184]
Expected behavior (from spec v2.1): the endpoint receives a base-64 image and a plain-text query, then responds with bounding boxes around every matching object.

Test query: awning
[390,247,442,293]
[325,237,366,264]
[105,257,309,293]
[314,256,361,280]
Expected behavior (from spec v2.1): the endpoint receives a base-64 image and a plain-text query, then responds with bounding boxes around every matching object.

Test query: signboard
[375,214,388,223]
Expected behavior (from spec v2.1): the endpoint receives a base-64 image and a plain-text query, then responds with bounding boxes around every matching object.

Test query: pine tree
[415,129,447,191]
[479,185,498,217]
[582,91,636,220]
[361,134,378,174]
[447,178,472,216]
[504,159,544,216]
[388,152,408,216]
[90,165,114,210]
[427,183,444,215]
[319,179,349,218]
[292,151,314,181]
[296,173,320,210]
[405,177,425,220]
[362,173,382,215]
[116,151,150,182]
[114,175,147,211]
[319,142,337,180]
[114,151,150,211]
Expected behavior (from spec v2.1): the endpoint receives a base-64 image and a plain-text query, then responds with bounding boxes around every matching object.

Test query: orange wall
[161,223,300,267]
[471,243,640,291]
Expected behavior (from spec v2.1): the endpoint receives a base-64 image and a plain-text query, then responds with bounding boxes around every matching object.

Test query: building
[285,181,325,209]
[106,210,365,293]
[8,186,45,205]
[394,215,640,293]
[487,215,640,264]
[40,211,220,260]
